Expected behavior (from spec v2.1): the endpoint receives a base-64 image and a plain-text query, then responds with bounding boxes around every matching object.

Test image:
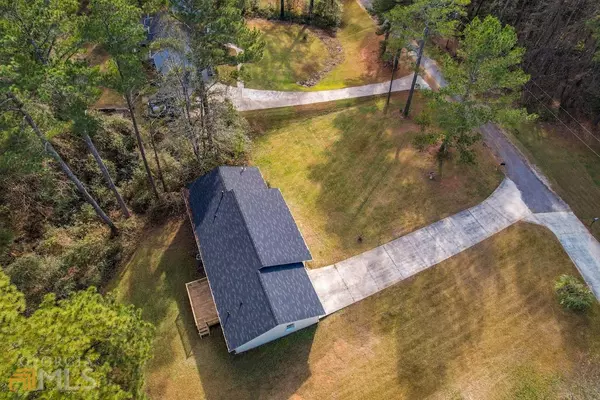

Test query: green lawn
[311,0,400,90]
[237,20,331,90]
[510,121,600,241]
[248,94,503,267]
[232,0,402,91]
[112,219,600,399]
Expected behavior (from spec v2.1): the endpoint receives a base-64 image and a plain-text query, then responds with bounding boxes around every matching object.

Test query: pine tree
[171,0,263,157]
[86,0,160,200]
[0,269,154,397]
[385,0,470,116]
[0,0,119,235]
[44,62,131,219]
[421,16,531,167]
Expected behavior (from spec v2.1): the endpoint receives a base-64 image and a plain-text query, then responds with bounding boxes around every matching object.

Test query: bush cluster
[555,274,595,312]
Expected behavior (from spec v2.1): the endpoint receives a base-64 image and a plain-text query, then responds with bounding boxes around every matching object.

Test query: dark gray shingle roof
[259,263,326,323]
[187,166,324,351]
[235,189,312,267]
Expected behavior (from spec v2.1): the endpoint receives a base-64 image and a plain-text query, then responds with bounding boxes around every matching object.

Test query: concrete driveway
[308,178,531,315]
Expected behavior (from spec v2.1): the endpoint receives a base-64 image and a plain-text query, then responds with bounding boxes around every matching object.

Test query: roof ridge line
[229,189,280,326]
[230,189,265,266]
[216,167,227,189]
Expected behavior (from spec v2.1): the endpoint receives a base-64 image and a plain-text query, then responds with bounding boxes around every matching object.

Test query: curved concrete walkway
[219,73,429,111]
[309,178,532,315]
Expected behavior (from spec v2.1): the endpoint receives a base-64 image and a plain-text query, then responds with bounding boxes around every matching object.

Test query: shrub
[4,253,61,308]
[122,166,155,213]
[555,274,595,312]
[411,133,439,151]
[313,0,343,28]
[54,230,123,297]
[0,226,14,254]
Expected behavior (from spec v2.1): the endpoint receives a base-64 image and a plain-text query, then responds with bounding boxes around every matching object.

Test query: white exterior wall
[234,316,319,354]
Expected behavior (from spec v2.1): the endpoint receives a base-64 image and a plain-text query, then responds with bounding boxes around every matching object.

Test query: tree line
[242,0,343,28]
[375,0,600,125]
[0,0,262,395]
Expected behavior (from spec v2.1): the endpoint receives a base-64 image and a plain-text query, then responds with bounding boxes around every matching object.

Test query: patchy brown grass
[249,94,502,267]
[113,218,600,399]
[233,0,407,90]
[311,0,406,90]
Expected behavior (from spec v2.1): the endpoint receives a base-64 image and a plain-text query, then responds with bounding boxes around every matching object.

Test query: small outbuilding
[183,166,325,353]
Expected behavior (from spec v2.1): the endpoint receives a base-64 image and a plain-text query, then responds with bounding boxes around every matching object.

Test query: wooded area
[0,0,261,395]
[373,0,600,124]
[468,0,600,124]
[1,0,599,397]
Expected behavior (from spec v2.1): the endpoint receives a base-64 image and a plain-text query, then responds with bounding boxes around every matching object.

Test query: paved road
[418,56,568,213]
[219,74,429,111]
[408,55,600,298]
[481,124,569,213]
[414,57,570,213]
[309,179,532,314]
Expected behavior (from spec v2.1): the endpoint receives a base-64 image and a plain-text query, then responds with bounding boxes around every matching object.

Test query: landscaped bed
[113,219,600,399]
[247,94,503,267]
[236,19,332,90]
[312,0,400,90]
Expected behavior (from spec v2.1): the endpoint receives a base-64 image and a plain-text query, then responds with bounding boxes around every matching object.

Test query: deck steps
[185,277,220,338]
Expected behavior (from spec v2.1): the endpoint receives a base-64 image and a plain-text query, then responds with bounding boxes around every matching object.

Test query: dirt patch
[358,33,395,80]
[297,27,344,87]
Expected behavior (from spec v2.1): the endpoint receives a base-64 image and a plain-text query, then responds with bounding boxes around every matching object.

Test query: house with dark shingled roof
[185,166,325,353]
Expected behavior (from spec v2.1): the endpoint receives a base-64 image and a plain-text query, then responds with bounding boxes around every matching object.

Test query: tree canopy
[417,15,531,165]
[0,269,154,398]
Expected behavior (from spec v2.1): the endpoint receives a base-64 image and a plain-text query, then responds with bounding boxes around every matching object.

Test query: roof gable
[234,189,312,268]
[259,263,325,324]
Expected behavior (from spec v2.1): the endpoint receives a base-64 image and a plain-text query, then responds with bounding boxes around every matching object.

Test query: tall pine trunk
[384,50,400,114]
[149,129,168,193]
[179,74,201,163]
[124,91,160,200]
[280,0,284,19]
[474,0,486,18]
[17,105,118,235]
[197,79,213,156]
[404,26,429,117]
[83,132,130,218]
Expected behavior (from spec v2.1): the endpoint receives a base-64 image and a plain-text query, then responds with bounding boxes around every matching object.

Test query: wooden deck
[185,278,220,337]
